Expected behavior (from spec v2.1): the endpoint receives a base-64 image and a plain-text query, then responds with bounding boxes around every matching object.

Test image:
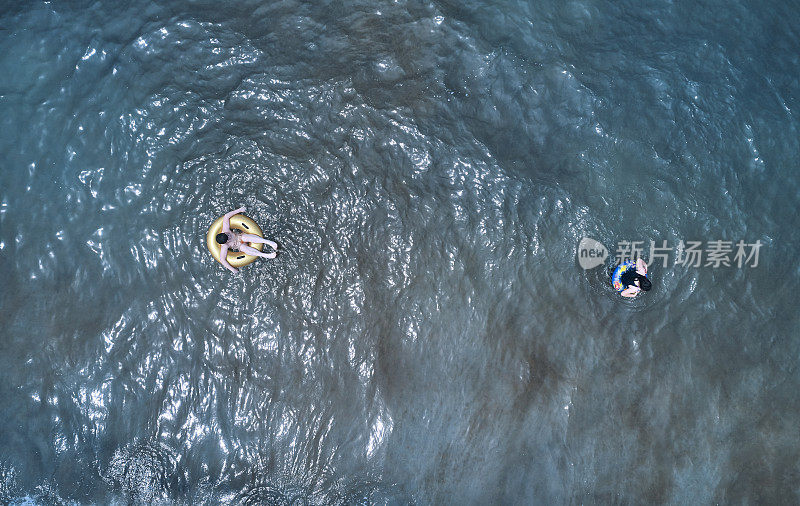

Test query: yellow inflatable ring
[206,214,264,268]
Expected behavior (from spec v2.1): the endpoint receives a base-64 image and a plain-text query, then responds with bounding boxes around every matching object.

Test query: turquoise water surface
[1,0,799,503]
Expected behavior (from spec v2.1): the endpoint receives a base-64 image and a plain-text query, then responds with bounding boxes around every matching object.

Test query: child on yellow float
[215,207,278,273]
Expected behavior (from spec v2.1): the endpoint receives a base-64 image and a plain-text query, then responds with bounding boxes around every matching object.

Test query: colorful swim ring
[206,214,264,269]
[612,260,648,292]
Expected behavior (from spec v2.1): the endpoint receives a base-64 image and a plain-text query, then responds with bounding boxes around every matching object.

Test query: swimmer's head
[215,233,228,245]
[638,275,652,291]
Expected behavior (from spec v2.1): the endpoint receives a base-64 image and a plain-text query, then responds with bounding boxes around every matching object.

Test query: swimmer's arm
[636,258,647,275]
[620,286,639,297]
[222,207,246,233]
[218,244,238,274]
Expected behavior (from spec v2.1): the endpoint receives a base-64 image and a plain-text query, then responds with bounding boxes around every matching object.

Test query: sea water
[0,0,798,503]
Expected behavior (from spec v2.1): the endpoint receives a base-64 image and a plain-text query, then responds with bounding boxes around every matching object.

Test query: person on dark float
[215,207,278,274]
[613,258,652,298]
